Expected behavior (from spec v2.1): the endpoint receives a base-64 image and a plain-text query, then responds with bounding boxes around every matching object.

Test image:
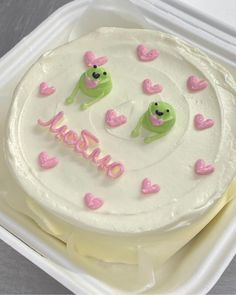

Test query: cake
[5,27,236,265]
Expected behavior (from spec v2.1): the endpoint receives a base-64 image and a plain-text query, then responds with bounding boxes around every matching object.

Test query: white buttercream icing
[5,28,236,237]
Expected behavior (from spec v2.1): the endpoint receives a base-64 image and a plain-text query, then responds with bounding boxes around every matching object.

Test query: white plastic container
[0,0,236,293]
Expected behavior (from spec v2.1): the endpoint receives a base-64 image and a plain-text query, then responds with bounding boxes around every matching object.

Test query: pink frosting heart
[85,77,98,89]
[137,44,159,61]
[84,51,108,67]
[150,115,164,126]
[187,75,208,91]
[195,159,215,175]
[142,79,163,94]
[84,193,104,210]
[39,82,56,96]
[194,114,214,130]
[38,152,58,169]
[141,178,160,194]
[105,109,127,128]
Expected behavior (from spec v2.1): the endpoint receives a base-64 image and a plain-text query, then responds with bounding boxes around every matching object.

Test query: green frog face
[148,101,175,122]
[131,100,176,143]
[145,101,176,133]
[79,65,112,98]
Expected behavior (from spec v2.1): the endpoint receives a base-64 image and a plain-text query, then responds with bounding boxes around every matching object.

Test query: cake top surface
[6,27,236,233]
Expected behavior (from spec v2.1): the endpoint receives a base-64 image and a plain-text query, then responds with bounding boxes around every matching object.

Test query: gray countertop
[0,0,235,294]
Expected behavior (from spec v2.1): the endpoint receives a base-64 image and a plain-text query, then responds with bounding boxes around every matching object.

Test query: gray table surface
[0,0,235,294]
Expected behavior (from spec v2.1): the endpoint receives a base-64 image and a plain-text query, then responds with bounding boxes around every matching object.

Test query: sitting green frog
[131,101,176,144]
[65,65,112,110]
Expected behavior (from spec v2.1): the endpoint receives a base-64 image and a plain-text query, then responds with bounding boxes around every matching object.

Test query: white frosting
[6,28,236,234]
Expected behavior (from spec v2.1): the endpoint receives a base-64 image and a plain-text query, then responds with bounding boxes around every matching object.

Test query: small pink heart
[195,159,214,175]
[141,178,160,194]
[137,44,159,62]
[84,51,108,67]
[150,115,164,126]
[105,109,127,128]
[39,82,56,96]
[187,75,208,92]
[85,77,98,89]
[84,193,104,210]
[194,114,214,130]
[142,79,163,94]
[38,152,58,169]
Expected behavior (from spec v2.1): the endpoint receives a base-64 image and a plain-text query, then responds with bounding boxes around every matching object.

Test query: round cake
[5,27,236,264]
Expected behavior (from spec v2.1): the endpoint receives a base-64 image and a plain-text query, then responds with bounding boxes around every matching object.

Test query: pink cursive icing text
[38,112,125,178]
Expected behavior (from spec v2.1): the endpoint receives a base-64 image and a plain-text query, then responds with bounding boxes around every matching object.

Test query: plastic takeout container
[0,0,236,293]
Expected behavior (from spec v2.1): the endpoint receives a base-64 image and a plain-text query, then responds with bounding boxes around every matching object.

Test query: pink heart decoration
[141,178,160,194]
[85,77,98,89]
[38,152,58,169]
[84,193,104,210]
[39,82,56,96]
[194,114,214,130]
[187,75,208,92]
[142,79,163,94]
[150,115,164,126]
[195,159,214,175]
[137,44,159,62]
[105,109,127,128]
[84,51,108,67]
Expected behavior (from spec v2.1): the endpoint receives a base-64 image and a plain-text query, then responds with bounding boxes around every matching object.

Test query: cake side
[4,175,236,264]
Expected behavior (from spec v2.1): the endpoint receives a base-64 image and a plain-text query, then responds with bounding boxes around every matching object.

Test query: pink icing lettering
[80,129,99,148]
[107,162,125,178]
[75,129,99,153]
[38,112,124,178]
[38,111,64,129]
[64,130,79,145]
[74,140,87,156]
[85,148,101,163]
[85,147,101,162]
[38,111,68,139]
[85,148,112,170]
[96,155,112,170]
[53,125,68,140]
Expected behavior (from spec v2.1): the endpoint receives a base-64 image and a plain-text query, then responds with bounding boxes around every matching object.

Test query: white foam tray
[0,0,236,294]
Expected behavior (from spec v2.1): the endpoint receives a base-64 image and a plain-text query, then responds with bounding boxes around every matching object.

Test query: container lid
[138,0,236,67]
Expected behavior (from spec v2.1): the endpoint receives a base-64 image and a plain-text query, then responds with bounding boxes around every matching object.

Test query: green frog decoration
[65,65,112,110]
[131,101,176,144]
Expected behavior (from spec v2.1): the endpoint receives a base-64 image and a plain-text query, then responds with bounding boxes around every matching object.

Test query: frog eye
[93,65,97,68]
[155,102,158,106]
[103,72,107,75]
[166,109,169,112]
